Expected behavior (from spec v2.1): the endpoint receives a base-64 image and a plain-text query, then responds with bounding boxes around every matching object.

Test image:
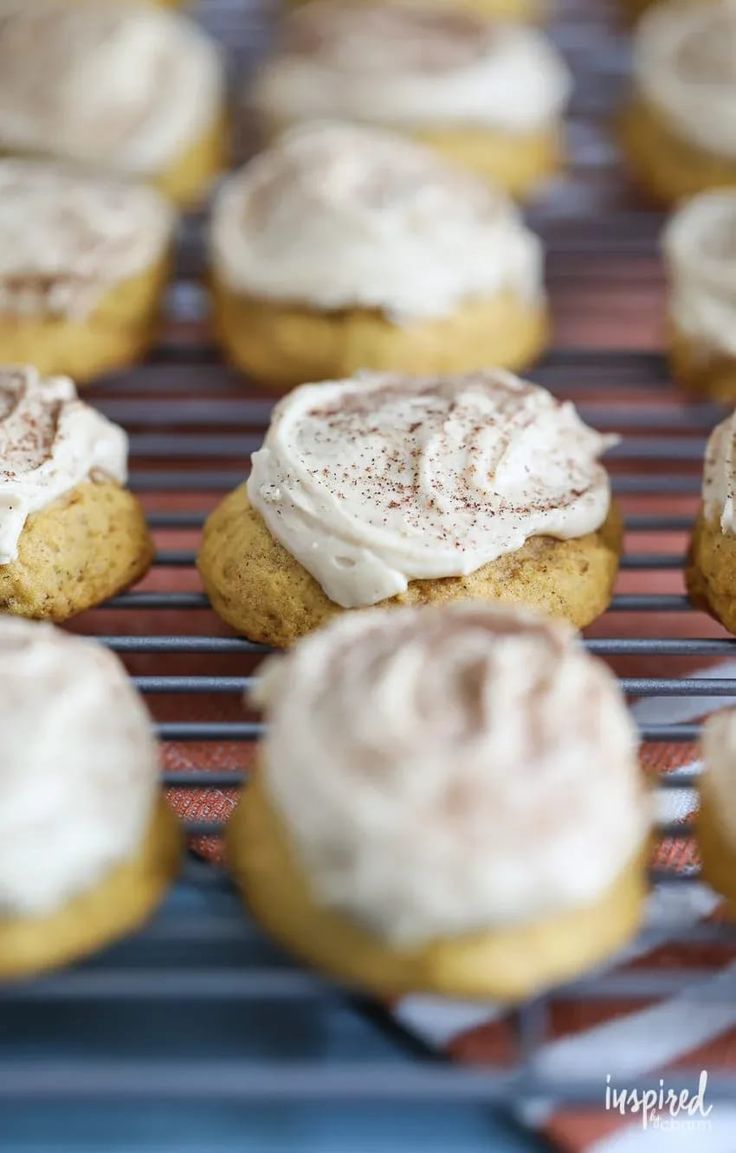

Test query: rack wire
[4,0,736,1143]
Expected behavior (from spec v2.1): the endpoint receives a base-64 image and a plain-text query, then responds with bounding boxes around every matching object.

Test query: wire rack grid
[2,0,736,1140]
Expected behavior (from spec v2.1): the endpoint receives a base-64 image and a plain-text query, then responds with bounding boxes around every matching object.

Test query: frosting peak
[0,617,159,917]
[0,1,223,175]
[247,369,616,608]
[0,159,173,319]
[0,365,128,564]
[212,123,544,320]
[255,603,646,944]
[252,1,570,134]
[636,0,736,159]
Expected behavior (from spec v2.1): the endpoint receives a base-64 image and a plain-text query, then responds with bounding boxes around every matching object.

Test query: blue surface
[0,878,544,1153]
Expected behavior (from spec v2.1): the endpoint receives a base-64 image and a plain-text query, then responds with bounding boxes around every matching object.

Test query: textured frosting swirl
[254,603,647,944]
[0,160,173,319]
[663,189,736,356]
[251,2,570,133]
[212,123,544,321]
[0,617,159,917]
[702,410,736,534]
[635,0,736,159]
[0,365,128,564]
[247,370,615,609]
[0,0,223,174]
[702,708,736,842]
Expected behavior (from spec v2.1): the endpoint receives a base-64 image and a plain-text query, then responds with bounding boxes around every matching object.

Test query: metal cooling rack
[3,1,736,1148]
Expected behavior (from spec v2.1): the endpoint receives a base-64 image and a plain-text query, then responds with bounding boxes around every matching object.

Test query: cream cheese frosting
[702,409,736,534]
[253,603,647,945]
[251,2,570,134]
[0,160,174,319]
[0,617,159,917]
[247,369,616,609]
[211,123,544,322]
[664,189,736,356]
[0,0,223,176]
[635,0,736,159]
[0,365,128,564]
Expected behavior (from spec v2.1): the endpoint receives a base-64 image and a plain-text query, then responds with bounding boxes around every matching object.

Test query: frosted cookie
[227,603,649,1000]
[620,0,736,204]
[0,160,174,383]
[686,410,736,634]
[250,3,570,197]
[210,124,549,390]
[664,190,736,401]
[198,369,622,646]
[0,618,180,980]
[0,365,154,620]
[699,709,736,910]
[0,0,225,207]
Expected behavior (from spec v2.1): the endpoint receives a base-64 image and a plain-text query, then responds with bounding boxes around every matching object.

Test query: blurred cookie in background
[210,123,550,389]
[0,0,226,207]
[250,1,570,198]
[620,0,736,203]
[0,160,174,382]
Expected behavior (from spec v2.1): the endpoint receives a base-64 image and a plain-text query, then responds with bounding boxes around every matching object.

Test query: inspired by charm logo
[605,1071,714,1131]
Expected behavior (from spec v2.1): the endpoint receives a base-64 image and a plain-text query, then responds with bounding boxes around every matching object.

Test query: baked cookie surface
[0,480,154,621]
[0,797,181,981]
[199,485,623,647]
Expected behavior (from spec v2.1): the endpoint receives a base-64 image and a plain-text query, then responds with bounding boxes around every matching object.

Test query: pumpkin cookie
[0,0,225,207]
[0,617,181,981]
[663,190,736,401]
[698,709,736,912]
[227,604,650,1001]
[620,0,736,204]
[198,369,622,646]
[686,411,736,633]
[250,3,569,198]
[0,365,154,620]
[211,124,549,390]
[0,160,174,383]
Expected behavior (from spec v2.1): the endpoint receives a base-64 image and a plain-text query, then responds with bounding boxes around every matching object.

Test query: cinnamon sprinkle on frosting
[0,365,128,564]
[247,369,616,608]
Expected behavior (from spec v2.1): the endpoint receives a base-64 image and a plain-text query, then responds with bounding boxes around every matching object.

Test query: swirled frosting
[0,365,128,564]
[702,409,736,534]
[254,603,646,944]
[0,617,159,917]
[0,160,173,319]
[635,0,736,159]
[663,189,736,356]
[0,0,223,175]
[251,2,570,134]
[211,123,544,321]
[702,708,736,842]
[247,370,615,609]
